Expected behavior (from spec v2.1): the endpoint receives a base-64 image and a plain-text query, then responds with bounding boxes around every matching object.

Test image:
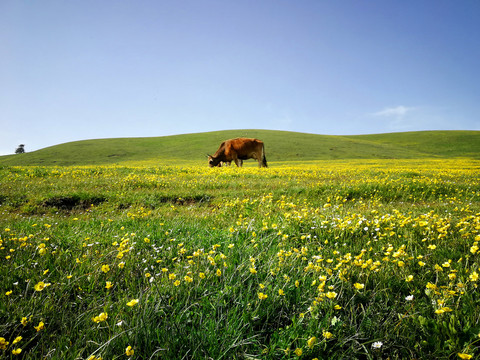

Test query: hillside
[1,130,479,166]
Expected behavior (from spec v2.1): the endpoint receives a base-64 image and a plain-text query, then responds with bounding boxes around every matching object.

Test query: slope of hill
[344,131,480,158]
[1,130,479,166]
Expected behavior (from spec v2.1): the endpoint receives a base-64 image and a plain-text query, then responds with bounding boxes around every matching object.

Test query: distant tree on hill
[15,144,25,154]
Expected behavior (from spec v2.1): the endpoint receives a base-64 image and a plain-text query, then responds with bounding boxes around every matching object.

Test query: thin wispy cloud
[372,106,414,118]
[369,106,418,132]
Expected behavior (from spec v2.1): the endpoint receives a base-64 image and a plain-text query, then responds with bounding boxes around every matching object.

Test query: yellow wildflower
[105,281,113,289]
[12,336,22,345]
[325,291,337,299]
[294,348,302,356]
[12,348,22,355]
[470,245,479,254]
[435,307,453,314]
[34,321,45,331]
[125,345,134,356]
[0,338,9,350]
[34,281,51,292]
[92,312,108,323]
[469,271,478,282]
[101,264,110,273]
[426,282,437,290]
[258,292,268,300]
[323,330,333,339]
[354,283,364,290]
[457,353,472,360]
[126,299,139,307]
[307,336,317,348]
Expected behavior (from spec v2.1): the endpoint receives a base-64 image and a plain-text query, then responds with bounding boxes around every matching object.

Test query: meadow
[1,159,480,359]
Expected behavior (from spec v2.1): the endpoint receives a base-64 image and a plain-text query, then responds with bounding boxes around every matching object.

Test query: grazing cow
[208,138,267,168]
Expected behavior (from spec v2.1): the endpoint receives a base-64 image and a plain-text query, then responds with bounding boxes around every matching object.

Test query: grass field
[2,130,480,166]
[1,157,480,360]
[1,131,480,359]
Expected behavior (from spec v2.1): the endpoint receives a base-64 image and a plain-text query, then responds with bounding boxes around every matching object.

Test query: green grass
[2,130,480,166]
[1,130,480,359]
[345,130,480,158]
[1,160,480,359]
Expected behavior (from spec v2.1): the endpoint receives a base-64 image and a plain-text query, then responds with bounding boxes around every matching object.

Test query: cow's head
[207,155,221,167]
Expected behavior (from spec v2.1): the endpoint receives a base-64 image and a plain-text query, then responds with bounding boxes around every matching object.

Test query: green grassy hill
[344,130,480,158]
[1,130,479,166]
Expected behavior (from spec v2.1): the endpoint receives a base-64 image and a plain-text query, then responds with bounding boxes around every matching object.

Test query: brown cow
[208,138,267,168]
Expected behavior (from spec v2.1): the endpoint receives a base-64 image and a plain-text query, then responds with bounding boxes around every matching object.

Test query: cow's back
[230,138,262,151]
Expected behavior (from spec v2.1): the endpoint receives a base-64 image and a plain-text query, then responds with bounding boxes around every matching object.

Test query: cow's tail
[262,144,268,167]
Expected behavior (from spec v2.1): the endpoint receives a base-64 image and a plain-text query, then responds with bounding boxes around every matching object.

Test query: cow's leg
[258,152,264,167]
[234,156,242,167]
[256,151,263,167]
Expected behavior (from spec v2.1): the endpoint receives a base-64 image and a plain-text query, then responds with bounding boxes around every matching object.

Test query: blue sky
[1,0,479,155]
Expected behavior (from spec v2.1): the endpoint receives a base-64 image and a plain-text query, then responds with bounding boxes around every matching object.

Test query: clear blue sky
[1,0,479,155]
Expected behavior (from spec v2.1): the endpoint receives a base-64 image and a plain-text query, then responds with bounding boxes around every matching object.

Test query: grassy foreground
[1,159,480,359]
